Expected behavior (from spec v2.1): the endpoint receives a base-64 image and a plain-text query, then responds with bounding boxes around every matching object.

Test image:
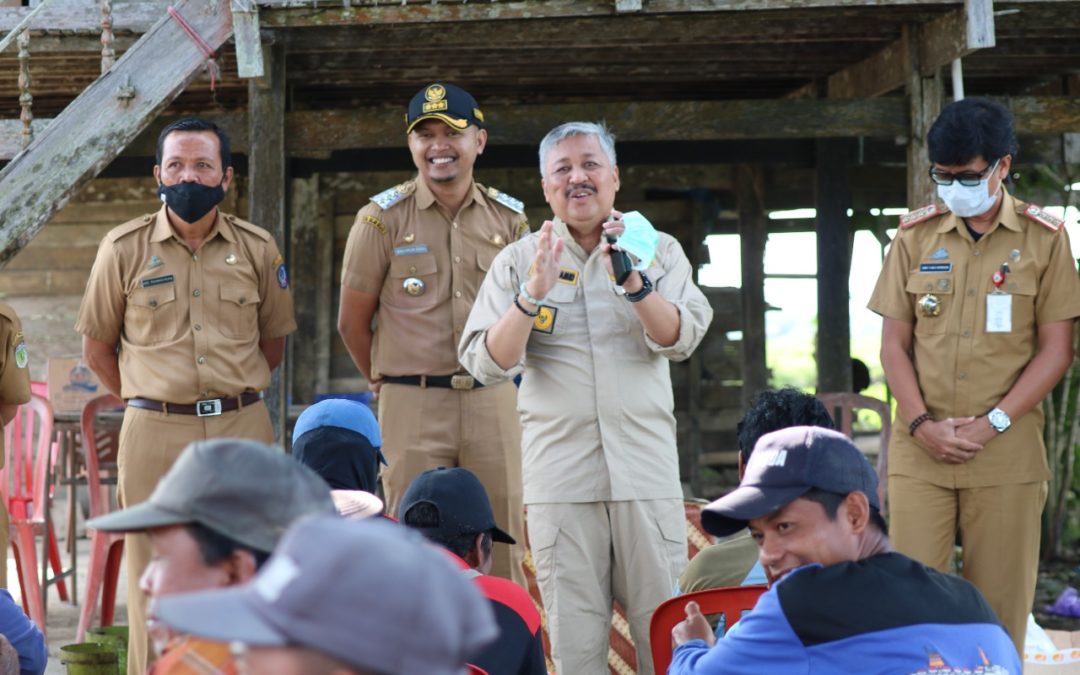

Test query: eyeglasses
[928,159,999,187]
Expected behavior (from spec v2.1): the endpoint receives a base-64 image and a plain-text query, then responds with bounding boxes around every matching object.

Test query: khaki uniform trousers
[378,381,525,588]
[889,475,1046,656]
[528,499,687,675]
[117,402,272,675]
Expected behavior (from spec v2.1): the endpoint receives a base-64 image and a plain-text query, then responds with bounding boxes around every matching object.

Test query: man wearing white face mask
[869,97,1080,654]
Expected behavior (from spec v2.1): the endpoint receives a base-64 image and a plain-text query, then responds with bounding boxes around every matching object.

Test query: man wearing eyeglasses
[869,97,1080,654]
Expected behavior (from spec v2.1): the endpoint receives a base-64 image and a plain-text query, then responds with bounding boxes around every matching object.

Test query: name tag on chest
[394,244,429,256]
[986,293,1011,333]
[141,275,175,288]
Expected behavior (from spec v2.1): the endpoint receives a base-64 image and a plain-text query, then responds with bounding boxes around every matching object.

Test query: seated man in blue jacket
[670,426,1020,675]
[0,589,47,675]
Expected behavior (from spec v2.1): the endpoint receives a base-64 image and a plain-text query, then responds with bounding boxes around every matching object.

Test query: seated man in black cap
[87,438,336,674]
[669,426,1020,674]
[401,467,546,675]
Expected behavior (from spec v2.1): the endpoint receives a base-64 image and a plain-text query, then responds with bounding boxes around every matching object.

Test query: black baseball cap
[702,426,881,538]
[400,467,515,544]
[406,83,485,134]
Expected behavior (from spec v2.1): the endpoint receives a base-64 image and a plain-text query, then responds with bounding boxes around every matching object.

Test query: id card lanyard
[986,263,1011,333]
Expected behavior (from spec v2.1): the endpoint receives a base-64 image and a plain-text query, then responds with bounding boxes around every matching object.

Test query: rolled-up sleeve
[459,245,526,385]
[644,235,713,361]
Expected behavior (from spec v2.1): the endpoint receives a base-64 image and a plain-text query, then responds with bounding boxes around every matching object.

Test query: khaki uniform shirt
[0,302,31,468]
[75,207,297,402]
[460,218,714,503]
[868,189,1080,487]
[341,177,529,378]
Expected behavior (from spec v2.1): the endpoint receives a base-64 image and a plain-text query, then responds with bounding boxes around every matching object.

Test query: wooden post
[289,174,330,405]
[906,24,944,208]
[17,29,31,148]
[815,138,853,394]
[736,165,768,409]
[685,189,712,495]
[248,41,287,442]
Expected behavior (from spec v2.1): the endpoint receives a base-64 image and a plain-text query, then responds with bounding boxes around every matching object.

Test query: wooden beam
[736,164,768,409]
[827,0,993,98]
[815,138,853,394]
[0,0,169,32]
[248,42,287,442]
[905,24,944,208]
[0,0,232,268]
[288,174,319,405]
[232,2,265,79]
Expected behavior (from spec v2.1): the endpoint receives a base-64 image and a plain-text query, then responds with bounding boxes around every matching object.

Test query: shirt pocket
[218,284,261,340]
[905,274,953,335]
[1003,273,1037,335]
[127,285,179,345]
[532,281,578,339]
[386,253,439,310]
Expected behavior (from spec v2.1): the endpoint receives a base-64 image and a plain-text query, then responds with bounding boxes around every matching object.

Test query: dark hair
[927,98,1018,167]
[801,488,888,535]
[402,501,493,561]
[739,388,835,464]
[156,117,232,169]
[186,522,271,569]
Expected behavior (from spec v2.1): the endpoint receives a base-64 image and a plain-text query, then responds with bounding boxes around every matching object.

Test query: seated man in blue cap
[292,398,388,520]
[401,467,546,675]
[669,426,1020,674]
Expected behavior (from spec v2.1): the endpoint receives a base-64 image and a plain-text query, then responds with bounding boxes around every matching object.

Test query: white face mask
[936,161,1001,218]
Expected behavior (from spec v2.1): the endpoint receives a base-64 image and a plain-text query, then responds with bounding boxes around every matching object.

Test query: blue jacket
[670,553,1020,674]
[0,590,47,675]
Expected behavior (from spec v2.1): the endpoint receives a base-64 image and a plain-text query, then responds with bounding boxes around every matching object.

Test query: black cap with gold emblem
[406,82,485,133]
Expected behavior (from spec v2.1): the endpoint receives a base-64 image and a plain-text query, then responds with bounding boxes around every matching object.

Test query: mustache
[566,182,597,197]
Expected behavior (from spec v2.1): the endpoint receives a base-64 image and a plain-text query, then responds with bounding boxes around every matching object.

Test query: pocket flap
[130,285,176,309]
[220,285,260,306]
[526,518,560,552]
[905,274,954,295]
[389,253,437,278]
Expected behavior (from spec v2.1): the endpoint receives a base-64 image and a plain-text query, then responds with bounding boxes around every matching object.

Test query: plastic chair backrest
[1,395,55,519]
[650,584,768,674]
[816,392,890,512]
[80,394,124,519]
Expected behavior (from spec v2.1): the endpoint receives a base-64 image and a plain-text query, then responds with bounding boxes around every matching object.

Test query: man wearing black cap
[338,82,529,586]
[401,467,546,675]
[669,426,1020,674]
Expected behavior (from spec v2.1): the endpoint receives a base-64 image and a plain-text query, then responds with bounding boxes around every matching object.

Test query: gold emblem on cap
[403,233,415,243]
[425,85,446,102]
[225,254,238,265]
[403,277,426,296]
[918,294,941,317]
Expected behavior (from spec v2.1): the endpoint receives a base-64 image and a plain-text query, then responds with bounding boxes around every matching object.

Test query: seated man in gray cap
[153,516,498,675]
[87,438,336,674]
[401,467,546,675]
[670,426,1020,674]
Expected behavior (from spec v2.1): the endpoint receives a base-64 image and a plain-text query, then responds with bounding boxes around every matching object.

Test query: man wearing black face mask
[869,97,1080,654]
[75,117,296,675]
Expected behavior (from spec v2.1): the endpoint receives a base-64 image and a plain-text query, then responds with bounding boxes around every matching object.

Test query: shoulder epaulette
[224,213,273,241]
[106,214,155,242]
[370,181,415,210]
[1019,203,1064,232]
[899,203,949,229]
[485,186,525,215]
[0,301,17,323]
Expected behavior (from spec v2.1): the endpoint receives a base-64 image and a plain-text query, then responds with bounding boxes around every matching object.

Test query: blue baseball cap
[292,399,381,448]
[702,426,880,537]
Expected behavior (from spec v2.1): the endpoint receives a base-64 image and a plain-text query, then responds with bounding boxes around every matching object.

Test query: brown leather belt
[381,374,484,390]
[126,392,263,417]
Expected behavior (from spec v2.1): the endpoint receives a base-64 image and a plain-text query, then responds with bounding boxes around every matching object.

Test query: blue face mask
[158,181,225,224]
[936,162,1000,218]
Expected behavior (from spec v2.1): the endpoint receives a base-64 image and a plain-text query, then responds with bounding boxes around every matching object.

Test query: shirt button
[149,300,158,308]
[409,266,416,273]
[201,391,209,397]
[194,324,202,331]
[958,372,967,380]
[973,249,981,256]
[192,254,199,262]
[197,356,206,364]
[193,289,201,297]
[452,222,459,229]
[454,256,461,264]
[454,291,462,298]
[962,329,971,337]
[239,297,246,305]
[967,289,975,297]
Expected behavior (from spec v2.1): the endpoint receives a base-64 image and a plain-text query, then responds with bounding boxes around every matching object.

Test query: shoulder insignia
[370,181,415,210]
[1020,203,1063,232]
[363,214,387,235]
[899,203,949,229]
[106,214,155,242]
[228,215,273,241]
[486,186,525,215]
[514,219,531,241]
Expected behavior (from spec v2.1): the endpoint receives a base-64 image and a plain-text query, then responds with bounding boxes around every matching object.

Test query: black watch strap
[625,272,653,303]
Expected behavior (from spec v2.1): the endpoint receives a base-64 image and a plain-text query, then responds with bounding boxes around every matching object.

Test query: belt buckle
[196,399,223,417]
[450,374,475,390]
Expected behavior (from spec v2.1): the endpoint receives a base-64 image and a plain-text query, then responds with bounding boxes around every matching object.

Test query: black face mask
[157,181,225,224]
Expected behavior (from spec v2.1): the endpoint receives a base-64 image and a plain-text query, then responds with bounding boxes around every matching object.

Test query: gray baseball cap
[87,438,336,553]
[153,516,498,675]
[702,426,881,537]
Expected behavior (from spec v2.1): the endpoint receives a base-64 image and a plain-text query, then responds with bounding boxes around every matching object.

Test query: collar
[935,187,1023,236]
[413,176,484,212]
[151,205,235,244]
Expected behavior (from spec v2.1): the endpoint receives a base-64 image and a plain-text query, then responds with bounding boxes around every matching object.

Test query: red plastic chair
[77,393,126,642]
[0,394,65,632]
[649,585,768,674]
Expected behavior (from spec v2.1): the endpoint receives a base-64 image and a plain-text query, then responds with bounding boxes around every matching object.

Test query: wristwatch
[625,272,653,303]
[987,407,1011,433]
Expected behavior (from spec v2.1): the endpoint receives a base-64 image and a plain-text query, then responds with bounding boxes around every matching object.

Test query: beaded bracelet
[518,281,547,307]
[513,296,540,318]
[909,412,933,436]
